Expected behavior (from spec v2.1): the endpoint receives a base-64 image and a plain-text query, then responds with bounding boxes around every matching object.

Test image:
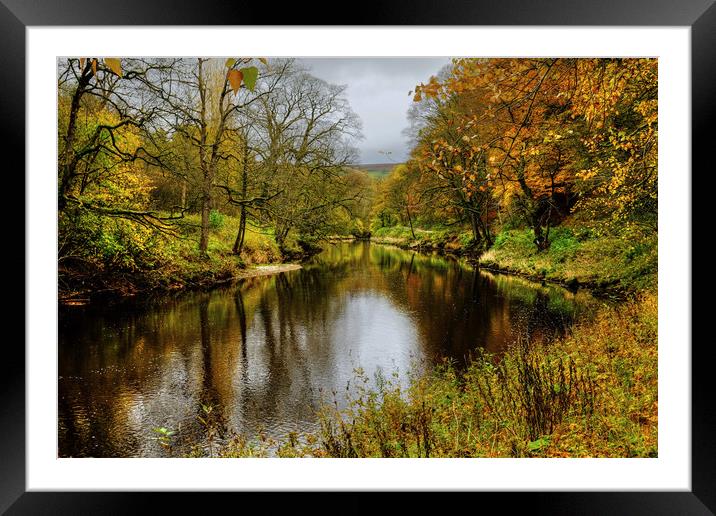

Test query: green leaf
[240,66,258,92]
[527,436,550,452]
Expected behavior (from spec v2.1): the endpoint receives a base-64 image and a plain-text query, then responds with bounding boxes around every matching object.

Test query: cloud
[297,58,452,164]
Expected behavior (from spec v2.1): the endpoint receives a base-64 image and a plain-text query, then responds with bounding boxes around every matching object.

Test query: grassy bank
[186,292,656,458]
[59,213,284,301]
[369,224,657,295]
[480,227,657,294]
[371,225,474,253]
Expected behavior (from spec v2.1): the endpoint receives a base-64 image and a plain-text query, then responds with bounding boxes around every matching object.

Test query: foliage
[405,58,657,251]
[59,212,282,299]
[209,209,225,230]
[57,57,369,298]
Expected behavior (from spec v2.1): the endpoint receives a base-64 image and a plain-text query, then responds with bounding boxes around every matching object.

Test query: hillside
[353,163,399,179]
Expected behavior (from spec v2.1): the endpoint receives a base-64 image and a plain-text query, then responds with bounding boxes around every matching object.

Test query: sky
[297,58,452,165]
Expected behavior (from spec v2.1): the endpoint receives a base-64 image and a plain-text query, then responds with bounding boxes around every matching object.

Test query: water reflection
[58,241,594,457]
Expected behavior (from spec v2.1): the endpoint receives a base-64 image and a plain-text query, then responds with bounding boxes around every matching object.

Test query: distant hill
[352,163,400,179]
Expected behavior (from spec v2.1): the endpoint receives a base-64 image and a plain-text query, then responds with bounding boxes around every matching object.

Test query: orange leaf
[104,58,122,77]
[228,69,243,94]
[79,58,86,69]
[91,58,97,76]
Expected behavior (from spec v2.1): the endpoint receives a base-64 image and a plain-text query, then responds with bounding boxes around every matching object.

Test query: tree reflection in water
[58,242,595,457]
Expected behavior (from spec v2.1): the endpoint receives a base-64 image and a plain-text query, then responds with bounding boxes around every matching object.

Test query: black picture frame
[4,0,712,513]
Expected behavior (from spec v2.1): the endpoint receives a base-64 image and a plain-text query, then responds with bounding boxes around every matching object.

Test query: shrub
[209,209,225,230]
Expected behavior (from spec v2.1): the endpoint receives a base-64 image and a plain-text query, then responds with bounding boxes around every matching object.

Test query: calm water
[58,242,594,457]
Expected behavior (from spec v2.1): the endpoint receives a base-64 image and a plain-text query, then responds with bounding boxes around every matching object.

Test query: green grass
[372,225,474,253]
[371,220,656,295]
[481,226,657,293]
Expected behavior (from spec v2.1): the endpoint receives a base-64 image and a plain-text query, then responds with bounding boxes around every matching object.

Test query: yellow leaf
[228,69,243,94]
[225,58,236,68]
[104,58,122,77]
[258,58,268,65]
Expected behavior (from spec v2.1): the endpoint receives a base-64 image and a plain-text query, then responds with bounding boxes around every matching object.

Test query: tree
[57,57,178,227]
[144,57,270,255]
[571,59,658,234]
[412,58,656,250]
[245,65,364,249]
[376,164,423,239]
[410,79,499,247]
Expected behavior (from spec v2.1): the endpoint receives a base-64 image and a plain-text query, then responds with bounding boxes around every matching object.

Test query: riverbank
[187,291,657,458]
[59,214,298,304]
[368,225,657,296]
[371,225,473,254]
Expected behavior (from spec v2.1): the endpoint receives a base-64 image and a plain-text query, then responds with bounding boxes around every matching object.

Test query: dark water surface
[58,242,595,457]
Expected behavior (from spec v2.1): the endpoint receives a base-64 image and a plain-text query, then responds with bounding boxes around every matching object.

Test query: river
[58,241,595,457]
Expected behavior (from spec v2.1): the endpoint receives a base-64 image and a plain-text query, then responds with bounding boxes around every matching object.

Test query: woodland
[58,57,658,458]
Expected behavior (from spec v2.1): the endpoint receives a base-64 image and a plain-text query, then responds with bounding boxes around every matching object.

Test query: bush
[59,209,163,273]
[209,210,225,230]
[350,220,372,239]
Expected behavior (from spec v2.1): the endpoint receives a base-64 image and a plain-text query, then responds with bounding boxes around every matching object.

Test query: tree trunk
[532,205,552,251]
[406,205,416,239]
[59,64,92,211]
[197,58,211,256]
[275,227,289,249]
[233,141,250,255]
[469,211,483,246]
[199,163,214,255]
[533,222,550,251]
[233,206,247,255]
[199,185,211,254]
[480,217,493,248]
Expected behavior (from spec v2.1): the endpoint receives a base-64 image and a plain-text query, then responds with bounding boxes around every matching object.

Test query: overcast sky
[297,58,452,165]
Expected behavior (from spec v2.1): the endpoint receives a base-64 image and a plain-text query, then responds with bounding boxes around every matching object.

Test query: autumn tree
[374,164,423,238]
[57,58,191,282]
[57,58,178,224]
[412,58,655,250]
[571,59,658,235]
[410,78,500,247]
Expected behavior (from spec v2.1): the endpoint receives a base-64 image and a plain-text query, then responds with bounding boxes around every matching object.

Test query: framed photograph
[6,0,712,512]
